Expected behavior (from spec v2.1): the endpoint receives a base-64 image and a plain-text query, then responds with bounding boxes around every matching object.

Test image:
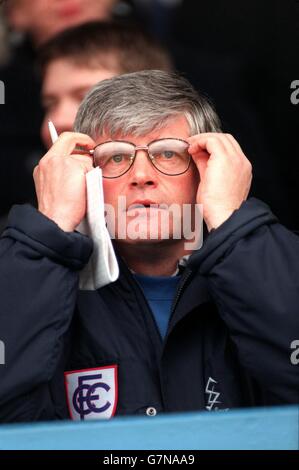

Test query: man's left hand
[187,133,252,231]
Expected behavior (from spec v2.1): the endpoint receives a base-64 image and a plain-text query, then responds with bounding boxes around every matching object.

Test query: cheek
[103,181,121,207]
[173,168,199,204]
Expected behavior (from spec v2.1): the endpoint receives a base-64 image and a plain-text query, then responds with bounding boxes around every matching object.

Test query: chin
[113,230,184,246]
[117,221,181,242]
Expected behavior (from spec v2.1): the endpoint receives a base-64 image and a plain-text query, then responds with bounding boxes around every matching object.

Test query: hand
[187,133,252,231]
[33,132,95,232]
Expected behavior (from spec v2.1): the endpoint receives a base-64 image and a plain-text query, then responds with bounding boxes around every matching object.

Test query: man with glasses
[0,70,298,422]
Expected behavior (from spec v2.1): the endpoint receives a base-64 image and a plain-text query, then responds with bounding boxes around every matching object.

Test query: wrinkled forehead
[94,115,191,146]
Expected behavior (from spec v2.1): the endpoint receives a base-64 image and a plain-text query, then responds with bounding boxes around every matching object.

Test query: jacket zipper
[169,268,192,318]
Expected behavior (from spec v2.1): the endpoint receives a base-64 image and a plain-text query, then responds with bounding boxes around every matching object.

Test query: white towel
[77,167,119,290]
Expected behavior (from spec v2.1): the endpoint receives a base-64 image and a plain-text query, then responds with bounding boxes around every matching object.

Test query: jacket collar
[115,251,212,336]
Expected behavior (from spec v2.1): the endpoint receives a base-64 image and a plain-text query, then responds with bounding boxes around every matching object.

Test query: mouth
[127,200,158,211]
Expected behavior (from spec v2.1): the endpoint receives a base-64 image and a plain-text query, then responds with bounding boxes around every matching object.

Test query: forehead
[42,59,117,96]
[95,115,191,146]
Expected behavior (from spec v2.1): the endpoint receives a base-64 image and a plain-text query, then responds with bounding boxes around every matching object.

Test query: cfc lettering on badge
[65,365,118,420]
[72,374,111,420]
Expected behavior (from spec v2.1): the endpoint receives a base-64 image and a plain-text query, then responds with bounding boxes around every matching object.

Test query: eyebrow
[42,85,92,102]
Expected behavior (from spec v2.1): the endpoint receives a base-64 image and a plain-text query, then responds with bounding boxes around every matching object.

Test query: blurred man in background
[0,1,164,231]
[0,0,136,229]
[37,21,172,149]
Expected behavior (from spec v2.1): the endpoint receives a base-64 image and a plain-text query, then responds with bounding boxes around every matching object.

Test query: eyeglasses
[91,138,191,178]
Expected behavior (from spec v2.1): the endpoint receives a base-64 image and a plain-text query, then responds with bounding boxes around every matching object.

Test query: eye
[42,100,56,113]
[161,150,176,159]
[112,154,124,163]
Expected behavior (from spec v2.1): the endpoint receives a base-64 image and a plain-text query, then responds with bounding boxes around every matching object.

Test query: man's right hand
[33,132,95,232]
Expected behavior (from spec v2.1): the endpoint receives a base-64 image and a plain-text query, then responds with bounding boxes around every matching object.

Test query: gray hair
[74,70,221,138]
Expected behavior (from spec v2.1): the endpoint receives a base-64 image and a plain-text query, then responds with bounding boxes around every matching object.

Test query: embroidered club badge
[64,365,118,420]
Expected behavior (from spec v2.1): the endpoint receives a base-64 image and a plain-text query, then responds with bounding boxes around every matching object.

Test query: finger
[188,133,227,157]
[69,154,94,167]
[33,165,39,179]
[46,132,95,159]
[223,133,244,154]
[217,133,239,155]
[188,133,242,160]
[71,147,93,156]
[33,167,38,189]
[190,149,209,180]
[37,153,94,177]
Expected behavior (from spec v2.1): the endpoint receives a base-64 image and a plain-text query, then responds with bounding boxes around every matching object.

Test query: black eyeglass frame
[89,138,192,178]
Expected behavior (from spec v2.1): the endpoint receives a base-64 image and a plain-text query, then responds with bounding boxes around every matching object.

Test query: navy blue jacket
[0,198,298,422]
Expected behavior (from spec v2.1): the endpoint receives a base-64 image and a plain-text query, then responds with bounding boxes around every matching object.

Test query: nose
[128,149,158,187]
